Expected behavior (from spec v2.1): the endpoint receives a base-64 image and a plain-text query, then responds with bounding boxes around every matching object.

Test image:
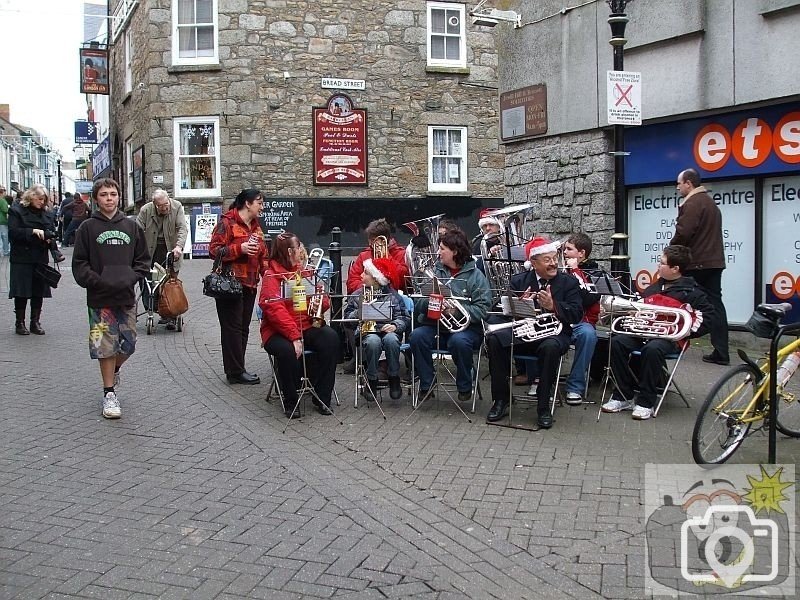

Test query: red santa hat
[524,237,560,270]
[363,257,400,289]
[478,207,501,230]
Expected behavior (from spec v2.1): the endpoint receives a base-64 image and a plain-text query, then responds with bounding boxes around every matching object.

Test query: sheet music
[500,295,539,318]
[590,272,624,296]
[360,298,393,322]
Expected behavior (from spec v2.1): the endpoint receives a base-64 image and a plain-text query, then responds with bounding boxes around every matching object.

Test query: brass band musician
[259,232,339,418]
[486,237,583,429]
[601,245,713,421]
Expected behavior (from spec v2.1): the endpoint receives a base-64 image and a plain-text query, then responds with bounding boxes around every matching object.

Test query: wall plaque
[500,84,548,142]
[313,93,368,185]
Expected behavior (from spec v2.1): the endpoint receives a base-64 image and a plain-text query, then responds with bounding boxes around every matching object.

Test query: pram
[137,254,185,335]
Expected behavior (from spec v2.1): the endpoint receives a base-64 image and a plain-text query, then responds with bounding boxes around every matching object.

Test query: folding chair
[417,343,485,414]
[631,339,690,417]
[504,352,564,430]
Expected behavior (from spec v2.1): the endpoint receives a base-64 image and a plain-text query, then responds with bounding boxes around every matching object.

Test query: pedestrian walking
[72,178,150,419]
[0,185,11,257]
[63,193,89,246]
[671,168,729,365]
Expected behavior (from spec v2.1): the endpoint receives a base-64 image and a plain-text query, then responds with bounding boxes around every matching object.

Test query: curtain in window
[178,123,216,190]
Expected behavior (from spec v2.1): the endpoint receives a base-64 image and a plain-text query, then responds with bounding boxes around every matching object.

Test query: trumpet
[484,313,563,342]
[308,282,326,328]
[599,296,694,340]
[422,269,471,333]
[360,286,378,335]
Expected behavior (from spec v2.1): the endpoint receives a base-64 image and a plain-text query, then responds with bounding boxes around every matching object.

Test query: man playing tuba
[485,237,584,429]
[601,245,714,421]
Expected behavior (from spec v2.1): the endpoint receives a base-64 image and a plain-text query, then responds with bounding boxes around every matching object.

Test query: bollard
[328,227,345,361]
[610,232,630,293]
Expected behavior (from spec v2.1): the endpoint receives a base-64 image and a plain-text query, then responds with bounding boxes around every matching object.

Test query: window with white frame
[427,2,466,68]
[428,126,467,192]
[172,0,218,66]
[124,31,133,94]
[173,116,221,198]
[125,137,134,208]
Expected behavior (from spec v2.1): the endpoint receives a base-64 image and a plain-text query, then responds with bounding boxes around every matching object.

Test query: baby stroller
[137,254,185,335]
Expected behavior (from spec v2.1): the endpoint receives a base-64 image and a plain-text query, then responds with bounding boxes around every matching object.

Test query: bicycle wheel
[692,364,761,465]
[776,365,800,437]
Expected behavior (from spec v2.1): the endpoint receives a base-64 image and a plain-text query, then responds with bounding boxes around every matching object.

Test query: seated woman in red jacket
[259,232,339,418]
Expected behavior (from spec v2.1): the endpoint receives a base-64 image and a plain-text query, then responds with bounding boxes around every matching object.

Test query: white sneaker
[527,383,537,397]
[601,396,634,413]
[565,392,582,406]
[632,405,653,420]
[102,391,121,419]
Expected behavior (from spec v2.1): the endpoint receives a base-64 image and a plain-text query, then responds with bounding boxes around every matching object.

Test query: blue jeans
[360,332,401,380]
[409,325,482,392]
[566,322,597,395]
[0,224,9,256]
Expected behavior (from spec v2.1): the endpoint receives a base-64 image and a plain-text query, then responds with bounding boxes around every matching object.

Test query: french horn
[599,296,694,340]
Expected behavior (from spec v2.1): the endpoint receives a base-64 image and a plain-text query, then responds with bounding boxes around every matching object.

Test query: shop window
[172,0,218,66]
[173,116,221,198]
[428,126,467,192]
[427,2,466,68]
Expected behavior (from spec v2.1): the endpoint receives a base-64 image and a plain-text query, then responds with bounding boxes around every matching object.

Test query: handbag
[158,270,189,317]
[35,261,62,288]
[202,252,243,299]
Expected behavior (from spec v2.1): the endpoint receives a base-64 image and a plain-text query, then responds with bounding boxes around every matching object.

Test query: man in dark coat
[671,168,729,365]
[601,245,714,421]
[485,237,583,429]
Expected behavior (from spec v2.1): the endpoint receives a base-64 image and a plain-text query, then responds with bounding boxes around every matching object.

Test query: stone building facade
[108,0,504,247]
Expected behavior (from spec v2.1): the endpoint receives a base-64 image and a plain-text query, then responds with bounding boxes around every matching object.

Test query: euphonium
[599,295,693,340]
[372,235,388,260]
[308,282,326,328]
[422,269,471,333]
[484,313,563,342]
[360,286,378,335]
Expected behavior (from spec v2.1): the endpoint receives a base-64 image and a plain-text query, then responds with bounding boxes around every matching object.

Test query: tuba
[599,296,694,340]
[403,214,445,280]
[360,286,378,335]
[422,269,471,333]
[479,204,536,303]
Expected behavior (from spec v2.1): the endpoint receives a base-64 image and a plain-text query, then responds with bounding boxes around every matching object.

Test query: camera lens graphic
[703,526,755,587]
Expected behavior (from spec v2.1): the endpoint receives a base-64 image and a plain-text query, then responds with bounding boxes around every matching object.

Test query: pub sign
[313,93,368,185]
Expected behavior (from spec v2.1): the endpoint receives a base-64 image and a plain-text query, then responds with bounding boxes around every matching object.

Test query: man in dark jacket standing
[601,245,714,421]
[485,237,583,429]
[72,178,150,419]
[671,168,729,365]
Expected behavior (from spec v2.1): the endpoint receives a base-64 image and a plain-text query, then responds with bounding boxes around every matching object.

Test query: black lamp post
[607,0,633,285]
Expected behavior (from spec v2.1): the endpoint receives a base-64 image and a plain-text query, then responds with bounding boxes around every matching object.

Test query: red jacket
[209,209,269,290]
[259,259,331,344]
[347,237,409,293]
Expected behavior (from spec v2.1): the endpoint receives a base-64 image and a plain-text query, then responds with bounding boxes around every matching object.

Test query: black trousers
[610,334,678,409]
[487,332,569,417]
[215,286,257,377]
[685,268,728,359]
[264,325,339,408]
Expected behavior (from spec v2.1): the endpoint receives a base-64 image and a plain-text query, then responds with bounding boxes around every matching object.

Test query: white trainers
[601,396,634,413]
[527,383,538,397]
[565,392,582,406]
[632,405,654,420]
[102,391,121,419]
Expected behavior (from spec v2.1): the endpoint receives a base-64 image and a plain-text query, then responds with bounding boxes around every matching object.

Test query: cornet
[360,285,378,335]
[599,296,694,340]
[308,283,326,328]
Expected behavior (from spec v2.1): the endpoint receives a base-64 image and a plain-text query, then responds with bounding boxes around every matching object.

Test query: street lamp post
[607,0,633,286]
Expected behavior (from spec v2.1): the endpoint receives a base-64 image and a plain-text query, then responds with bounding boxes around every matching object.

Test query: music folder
[590,272,624,296]
[360,297,393,323]
[500,295,538,318]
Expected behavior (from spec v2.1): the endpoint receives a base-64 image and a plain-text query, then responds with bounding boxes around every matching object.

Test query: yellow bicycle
[692,303,800,464]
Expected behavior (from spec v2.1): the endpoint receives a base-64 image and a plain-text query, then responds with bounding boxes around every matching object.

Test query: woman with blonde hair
[7,184,60,335]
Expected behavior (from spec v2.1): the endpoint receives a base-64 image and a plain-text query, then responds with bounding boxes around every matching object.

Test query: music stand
[353,294,393,417]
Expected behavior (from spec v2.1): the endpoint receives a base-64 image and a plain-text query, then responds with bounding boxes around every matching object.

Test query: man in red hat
[485,237,583,429]
[344,256,411,400]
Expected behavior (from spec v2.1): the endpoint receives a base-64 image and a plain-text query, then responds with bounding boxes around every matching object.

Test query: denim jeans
[409,325,482,392]
[0,224,9,256]
[566,322,597,395]
[360,331,401,380]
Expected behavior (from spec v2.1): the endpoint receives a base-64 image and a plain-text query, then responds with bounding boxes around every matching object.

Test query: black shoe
[285,405,302,419]
[487,401,508,422]
[314,400,333,416]
[363,379,379,401]
[389,376,402,400]
[29,321,45,335]
[165,319,177,331]
[458,391,472,402]
[702,352,730,366]
[52,251,66,263]
[227,372,260,385]
[418,387,435,400]
[15,321,30,336]
[342,358,356,374]
[537,414,553,429]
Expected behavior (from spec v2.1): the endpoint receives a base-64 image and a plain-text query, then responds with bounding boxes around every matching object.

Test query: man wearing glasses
[485,237,583,429]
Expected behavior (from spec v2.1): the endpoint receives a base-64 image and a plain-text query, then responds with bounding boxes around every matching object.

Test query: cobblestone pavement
[1,252,798,599]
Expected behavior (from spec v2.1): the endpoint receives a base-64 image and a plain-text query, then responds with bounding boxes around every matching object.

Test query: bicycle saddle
[755,302,792,319]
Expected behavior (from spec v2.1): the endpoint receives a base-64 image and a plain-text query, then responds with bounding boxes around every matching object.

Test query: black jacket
[7,204,56,265]
[72,210,151,308]
[641,275,715,338]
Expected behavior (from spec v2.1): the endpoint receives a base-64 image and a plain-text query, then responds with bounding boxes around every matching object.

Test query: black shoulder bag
[202,251,243,299]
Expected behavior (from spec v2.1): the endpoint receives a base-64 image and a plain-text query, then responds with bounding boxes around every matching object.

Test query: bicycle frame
[712,337,800,425]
